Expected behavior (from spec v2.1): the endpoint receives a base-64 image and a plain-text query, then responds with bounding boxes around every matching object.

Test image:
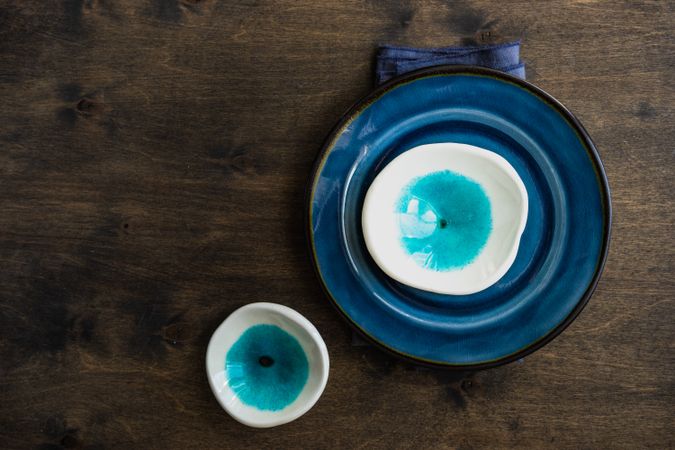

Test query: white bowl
[362,143,528,295]
[206,303,329,428]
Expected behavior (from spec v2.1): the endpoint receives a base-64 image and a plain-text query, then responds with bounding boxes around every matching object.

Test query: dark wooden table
[1,1,673,449]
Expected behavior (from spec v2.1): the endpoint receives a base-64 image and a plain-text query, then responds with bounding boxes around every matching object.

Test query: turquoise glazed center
[226,324,309,411]
[395,170,493,270]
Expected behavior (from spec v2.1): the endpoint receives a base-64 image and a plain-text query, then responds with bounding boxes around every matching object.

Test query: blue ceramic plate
[307,66,611,369]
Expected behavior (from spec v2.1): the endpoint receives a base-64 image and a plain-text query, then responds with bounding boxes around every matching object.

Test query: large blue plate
[307,66,611,369]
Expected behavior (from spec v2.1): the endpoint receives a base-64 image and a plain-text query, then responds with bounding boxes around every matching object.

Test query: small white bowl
[362,143,528,295]
[206,303,329,428]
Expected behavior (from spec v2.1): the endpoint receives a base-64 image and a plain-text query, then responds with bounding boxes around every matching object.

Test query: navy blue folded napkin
[375,40,525,85]
[352,41,526,352]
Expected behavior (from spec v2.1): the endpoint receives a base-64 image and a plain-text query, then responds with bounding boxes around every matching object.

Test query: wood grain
[0,0,673,448]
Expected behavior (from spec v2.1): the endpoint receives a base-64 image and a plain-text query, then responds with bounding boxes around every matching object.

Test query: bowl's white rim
[361,143,529,295]
[205,302,329,428]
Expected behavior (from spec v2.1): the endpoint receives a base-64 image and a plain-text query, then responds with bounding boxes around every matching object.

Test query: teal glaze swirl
[395,170,492,271]
[226,324,309,411]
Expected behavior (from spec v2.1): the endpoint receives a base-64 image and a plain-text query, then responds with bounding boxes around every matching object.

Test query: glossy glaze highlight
[396,170,492,271]
[226,324,309,411]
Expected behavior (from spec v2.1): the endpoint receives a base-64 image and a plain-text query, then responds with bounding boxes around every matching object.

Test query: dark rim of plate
[305,65,612,370]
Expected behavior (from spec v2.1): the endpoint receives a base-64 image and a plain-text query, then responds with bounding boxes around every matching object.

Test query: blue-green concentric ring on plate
[306,65,611,369]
